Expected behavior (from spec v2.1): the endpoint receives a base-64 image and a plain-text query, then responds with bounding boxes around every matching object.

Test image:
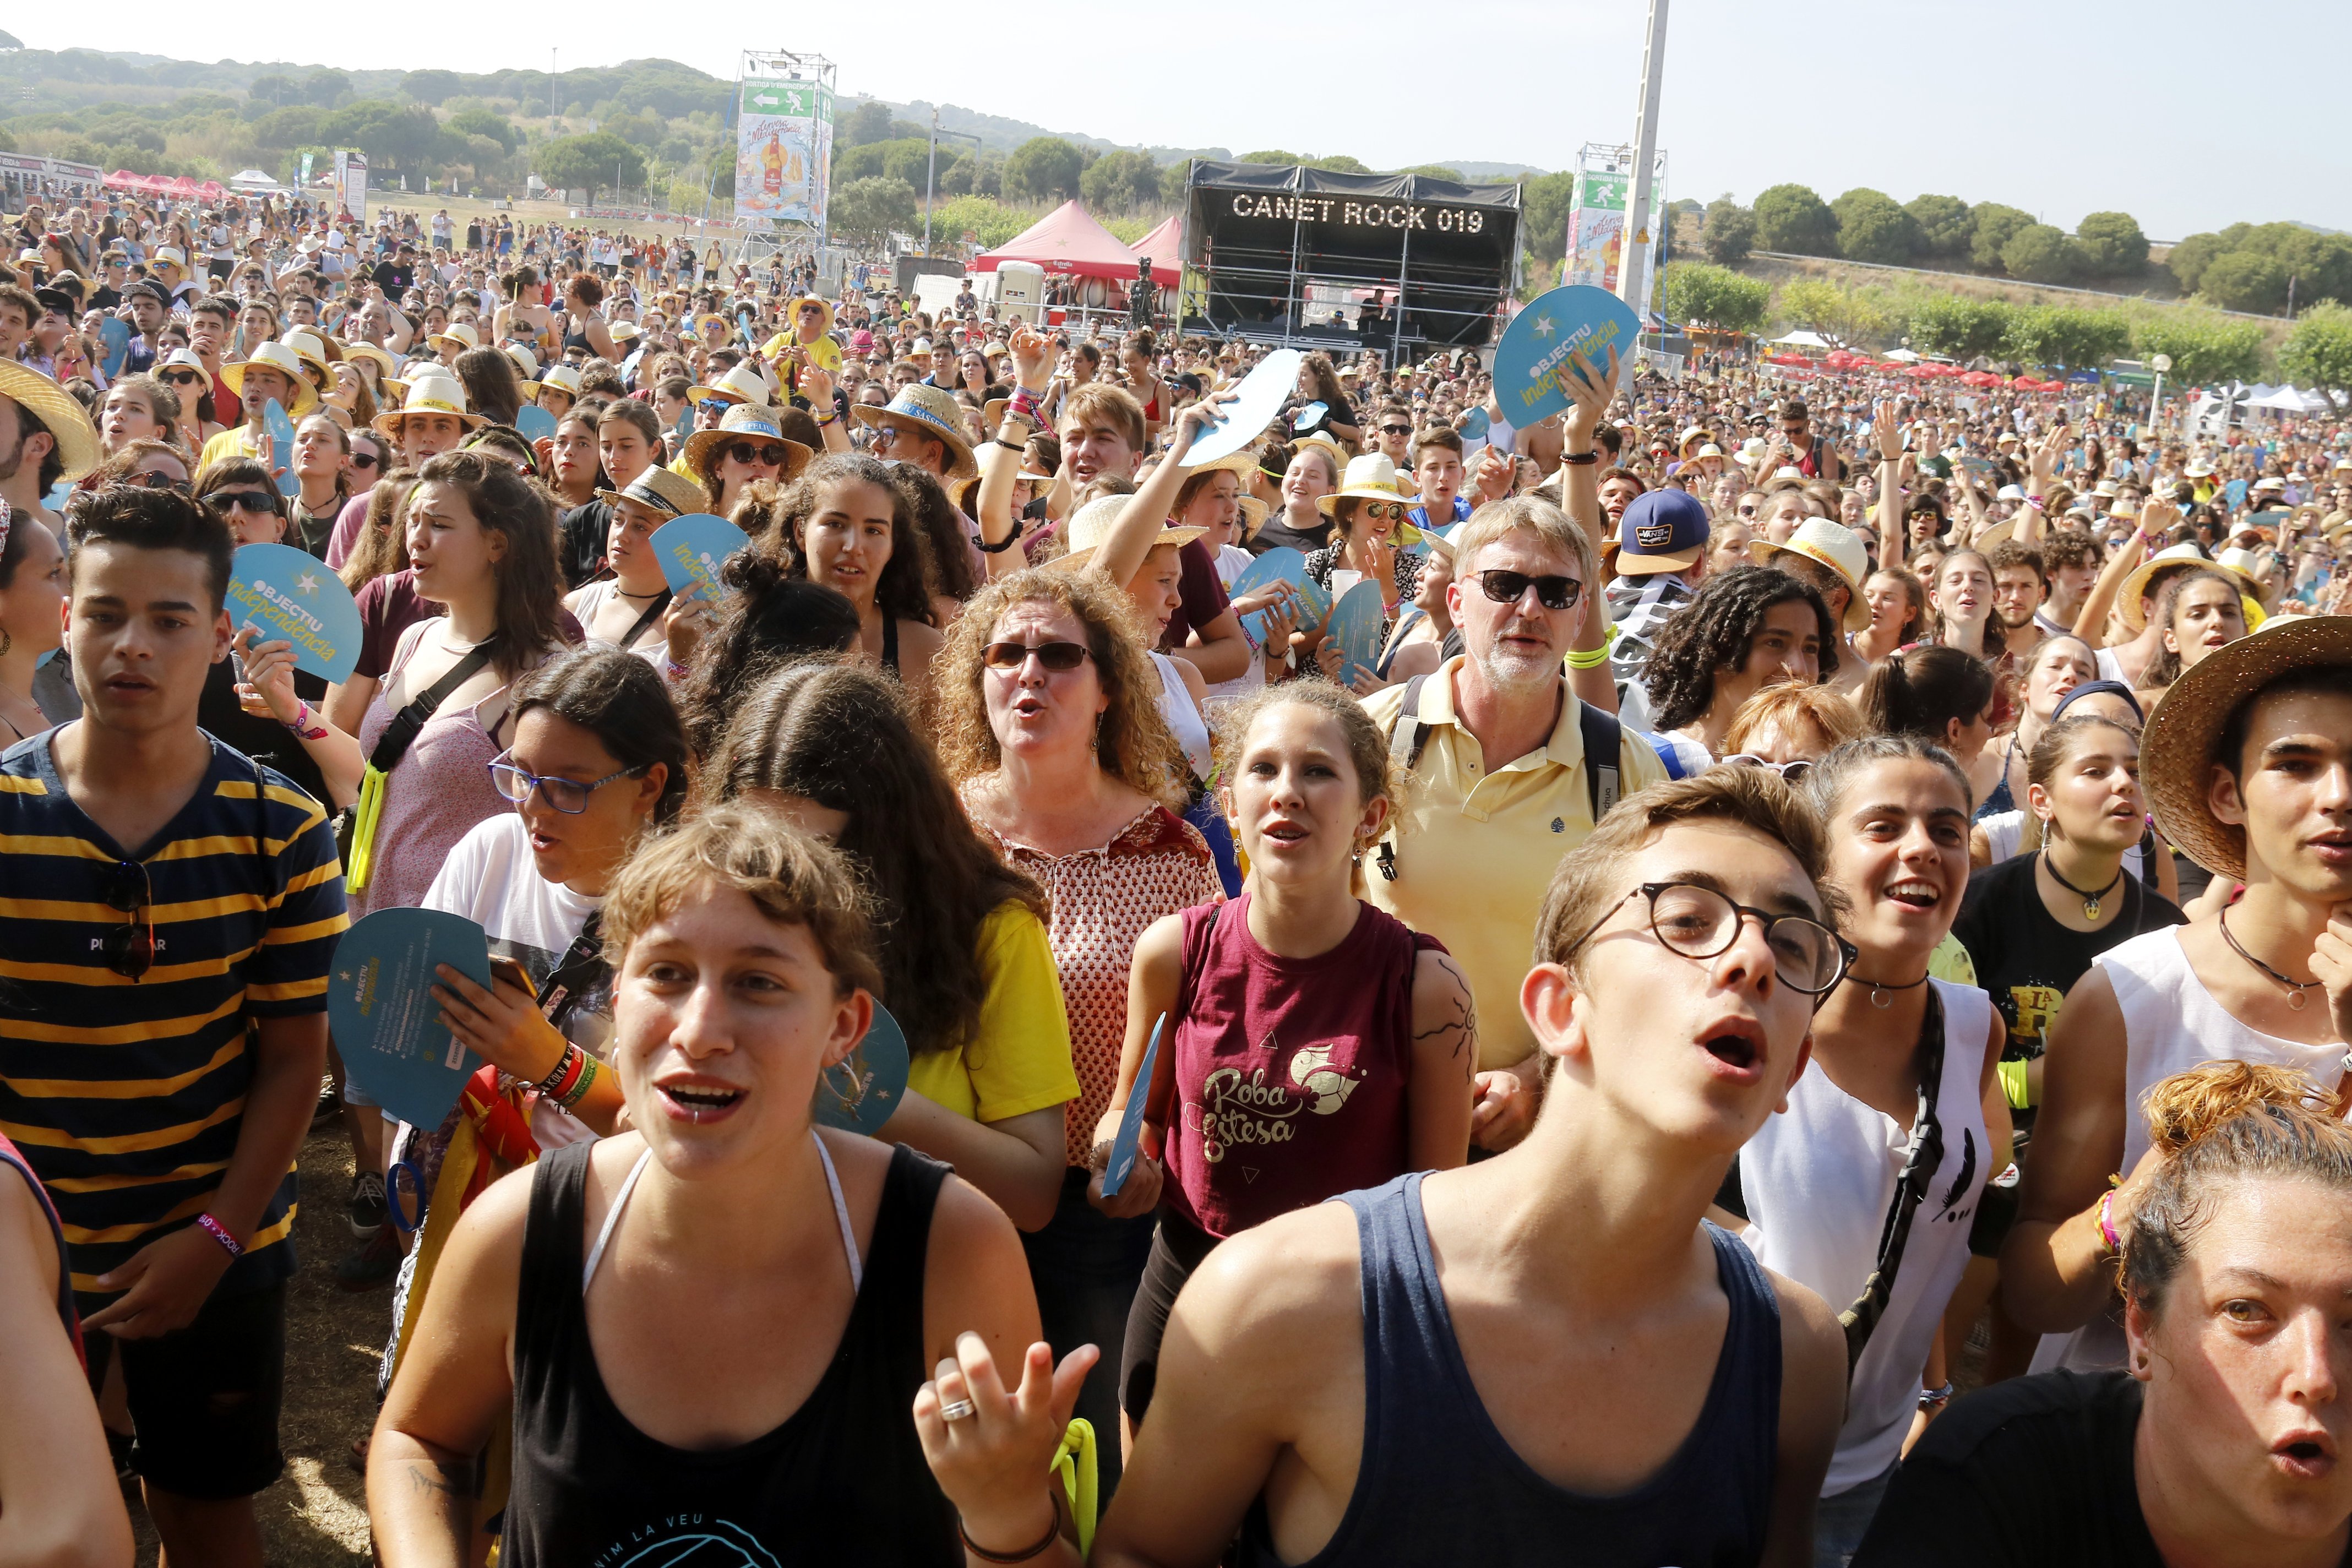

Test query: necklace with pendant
[2219,906,2323,1012]
[2041,851,2124,921]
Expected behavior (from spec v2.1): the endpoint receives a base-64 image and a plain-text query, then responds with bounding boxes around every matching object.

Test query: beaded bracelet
[195,1212,244,1259]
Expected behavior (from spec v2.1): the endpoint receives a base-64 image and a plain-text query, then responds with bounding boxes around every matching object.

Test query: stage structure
[1180,161,1521,357]
[1561,143,1667,311]
[732,50,837,272]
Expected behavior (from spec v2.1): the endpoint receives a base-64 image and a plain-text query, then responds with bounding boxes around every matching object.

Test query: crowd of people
[3,181,2352,1568]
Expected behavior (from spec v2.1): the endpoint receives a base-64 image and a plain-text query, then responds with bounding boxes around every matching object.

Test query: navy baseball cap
[1614,489,1709,575]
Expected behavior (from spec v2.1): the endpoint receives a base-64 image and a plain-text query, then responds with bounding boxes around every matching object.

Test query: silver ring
[939,1398,977,1423]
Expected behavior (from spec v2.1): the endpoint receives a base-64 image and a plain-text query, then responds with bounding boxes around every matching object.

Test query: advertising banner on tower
[334,149,368,220]
[734,78,834,231]
[1561,159,1664,308]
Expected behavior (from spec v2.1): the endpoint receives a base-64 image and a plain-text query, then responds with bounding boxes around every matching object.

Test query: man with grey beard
[1363,494,1669,1151]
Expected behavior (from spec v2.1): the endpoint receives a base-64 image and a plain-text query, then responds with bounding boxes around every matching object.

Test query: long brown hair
[411,450,571,678]
[733,454,937,629]
[339,469,417,593]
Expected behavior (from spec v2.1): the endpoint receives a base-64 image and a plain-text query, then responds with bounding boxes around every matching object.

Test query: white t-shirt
[422,813,609,1151]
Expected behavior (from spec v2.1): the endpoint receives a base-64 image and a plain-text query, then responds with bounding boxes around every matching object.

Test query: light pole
[2150,352,2171,434]
[1616,0,1669,318]
[549,49,558,131]
[922,111,982,257]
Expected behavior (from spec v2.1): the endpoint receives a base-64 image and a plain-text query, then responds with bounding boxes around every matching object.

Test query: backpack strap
[1577,699,1622,823]
[1378,674,1434,883]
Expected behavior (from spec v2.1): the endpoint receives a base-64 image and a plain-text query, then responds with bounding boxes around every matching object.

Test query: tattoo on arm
[406,1460,479,1500]
[1414,954,1479,1079]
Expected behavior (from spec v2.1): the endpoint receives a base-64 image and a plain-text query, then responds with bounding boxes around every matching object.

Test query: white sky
[21,0,2350,239]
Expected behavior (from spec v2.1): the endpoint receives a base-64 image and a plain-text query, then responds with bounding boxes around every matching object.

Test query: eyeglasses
[210,489,280,515]
[1564,881,1852,997]
[126,470,191,494]
[102,859,154,981]
[981,640,1092,672]
[726,440,792,467]
[1472,568,1582,611]
[487,760,647,814]
[1722,755,1816,782]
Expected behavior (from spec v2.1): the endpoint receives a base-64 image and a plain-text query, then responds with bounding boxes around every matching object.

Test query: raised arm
[1870,400,1905,568]
[1558,344,1621,715]
[1087,398,1228,591]
[978,328,1055,578]
[2019,424,2065,548]
[2070,499,2166,646]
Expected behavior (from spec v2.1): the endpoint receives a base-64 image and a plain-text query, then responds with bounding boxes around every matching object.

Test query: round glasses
[726,440,791,467]
[1564,880,1852,997]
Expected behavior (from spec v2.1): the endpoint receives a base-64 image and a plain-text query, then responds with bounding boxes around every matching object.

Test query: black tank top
[1240,1173,1783,1566]
[500,1139,963,1567]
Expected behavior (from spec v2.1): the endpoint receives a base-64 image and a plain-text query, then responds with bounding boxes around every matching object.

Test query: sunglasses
[1356,500,1408,522]
[126,470,192,494]
[1379,424,1413,438]
[211,489,280,515]
[981,640,1092,672]
[1722,755,1816,781]
[349,450,381,470]
[694,399,731,415]
[158,368,206,386]
[102,859,154,981]
[1472,569,1582,611]
[726,440,792,467]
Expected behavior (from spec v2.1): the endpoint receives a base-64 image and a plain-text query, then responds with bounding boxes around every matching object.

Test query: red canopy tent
[1125,214,1182,286]
[105,169,143,191]
[973,200,1154,282]
[1960,370,2003,387]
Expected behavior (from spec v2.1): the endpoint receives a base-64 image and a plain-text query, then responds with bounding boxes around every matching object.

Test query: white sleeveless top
[1150,651,1213,780]
[1741,978,1993,1495]
[2033,925,2348,1373]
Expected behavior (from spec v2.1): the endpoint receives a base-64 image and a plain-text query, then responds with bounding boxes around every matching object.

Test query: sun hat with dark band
[684,402,813,486]
[852,384,977,481]
[221,341,320,418]
[595,465,706,518]
[2141,615,2352,881]
[0,361,101,481]
[370,373,486,442]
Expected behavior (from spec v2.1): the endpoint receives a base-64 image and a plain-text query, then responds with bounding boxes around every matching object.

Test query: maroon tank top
[1163,894,1442,1238]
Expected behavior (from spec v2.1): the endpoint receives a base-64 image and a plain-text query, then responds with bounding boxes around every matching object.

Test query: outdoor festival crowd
[6,183,2352,1568]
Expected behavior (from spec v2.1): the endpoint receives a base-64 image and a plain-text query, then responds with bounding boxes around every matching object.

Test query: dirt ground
[124,1123,381,1566]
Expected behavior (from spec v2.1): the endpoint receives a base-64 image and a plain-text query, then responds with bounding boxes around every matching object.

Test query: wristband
[813,410,839,427]
[280,698,329,741]
[194,1212,245,1259]
[537,1041,585,1098]
[1009,386,1046,424]
[1560,451,1598,466]
[557,1051,601,1112]
[1918,1381,1954,1411]
[960,1491,1064,1564]
[976,529,1023,554]
[663,657,692,683]
[1565,622,1617,669]
[2025,496,2046,512]
[993,437,1027,452]
[2096,1186,2122,1256]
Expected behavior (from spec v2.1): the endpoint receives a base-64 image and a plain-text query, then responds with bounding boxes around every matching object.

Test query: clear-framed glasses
[487,759,646,814]
[1721,755,1816,782]
[1562,880,1852,997]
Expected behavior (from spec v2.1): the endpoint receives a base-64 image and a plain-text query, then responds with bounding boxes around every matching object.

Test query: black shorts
[84,1281,287,1500]
[207,257,233,281]
[1119,1211,1220,1425]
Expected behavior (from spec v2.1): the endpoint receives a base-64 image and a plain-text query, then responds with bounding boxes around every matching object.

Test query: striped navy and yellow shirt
[0,731,349,1302]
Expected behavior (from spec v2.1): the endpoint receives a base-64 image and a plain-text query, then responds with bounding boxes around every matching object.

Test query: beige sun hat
[1316,453,1408,518]
[536,364,584,401]
[370,373,486,442]
[2142,615,2352,880]
[1750,515,1871,631]
[0,361,101,481]
[1048,494,1207,573]
[852,384,978,481]
[685,360,773,409]
[2118,542,2226,633]
[220,341,320,417]
[428,321,482,358]
[683,402,814,486]
[595,464,707,518]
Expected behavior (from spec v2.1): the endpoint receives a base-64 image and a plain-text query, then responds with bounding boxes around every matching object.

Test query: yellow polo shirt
[759,330,842,377]
[198,423,268,473]
[1362,657,1668,1070]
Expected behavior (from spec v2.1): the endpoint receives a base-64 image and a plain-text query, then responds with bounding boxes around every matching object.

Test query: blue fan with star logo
[228,541,363,683]
[1491,284,1641,428]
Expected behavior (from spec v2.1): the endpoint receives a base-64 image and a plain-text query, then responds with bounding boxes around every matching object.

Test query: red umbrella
[1823,349,1860,370]
[1960,370,2001,387]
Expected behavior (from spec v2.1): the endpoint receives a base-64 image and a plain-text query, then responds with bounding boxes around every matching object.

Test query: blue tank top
[1240,1172,1782,1567]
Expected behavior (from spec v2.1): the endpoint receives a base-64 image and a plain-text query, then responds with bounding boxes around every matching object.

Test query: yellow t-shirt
[1362,657,1670,1070]
[903,902,1081,1124]
[760,331,842,377]
[198,423,268,474]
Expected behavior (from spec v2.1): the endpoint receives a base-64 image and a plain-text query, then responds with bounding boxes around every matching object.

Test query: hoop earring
[0,630,10,657]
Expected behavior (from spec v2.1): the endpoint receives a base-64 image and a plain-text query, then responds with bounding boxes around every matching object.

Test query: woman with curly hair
[734,453,944,712]
[1289,350,1361,451]
[935,567,1221,1491]
[1639,564,1838,771]
[707,661,1076,1232]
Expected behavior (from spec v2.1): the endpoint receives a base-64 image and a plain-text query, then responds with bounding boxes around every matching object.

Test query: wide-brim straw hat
[1316,452,1408,518]
[787,296,835,336]
[1048,494,1207,573]
[595,464,706,518]
[853,384,978,481]
[0,361,100,481]
[684,402,814,485]
[1235,493,1269,538]
[341,341,398,380]
[2142,615,2352,881]
[220,341,319,418]
[371,373,486,442]
[1750,516,1871,631]
[2119,542,2235,633]
[279,328,335,381]
[686,361,774,409]
[536,364,584,400]
[429,322,482,358]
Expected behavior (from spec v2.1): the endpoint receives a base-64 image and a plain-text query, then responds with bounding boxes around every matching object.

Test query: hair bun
[2142,1060,2333,1158]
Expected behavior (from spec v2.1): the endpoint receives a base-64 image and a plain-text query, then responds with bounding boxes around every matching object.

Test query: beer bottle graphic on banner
[764,134,783,197]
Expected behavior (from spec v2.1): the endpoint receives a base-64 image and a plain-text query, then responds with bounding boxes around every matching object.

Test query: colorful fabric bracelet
[557,1051,601,1112]
[195,1212,245,1259]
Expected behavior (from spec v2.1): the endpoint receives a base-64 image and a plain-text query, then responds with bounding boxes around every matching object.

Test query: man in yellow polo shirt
[760,295,842,395]
[1364,496,1667,1151]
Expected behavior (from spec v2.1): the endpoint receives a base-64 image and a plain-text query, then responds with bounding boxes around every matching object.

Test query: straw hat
[1234,493,1269,538]
[1048,495,1206,573]
[1750,516,1870,630]
[785,296,835,336]
[0,361,100,482]
[429,321,481,358]
[1290,431,1348,475]
[684,402,814,486]
[609,320,643,346]
[341,341,398,381]
[1316,453,1407,518]
[371,373,486,442]
[537,364,584,401]
[279,328,335,381]
[2142,615,2352,881]
[595,464,706,518]
[221,341,319,417]
[1676,424,1710,454]
[2118,542,2226,633]
[852,384,977,481]
[685,361,772,409]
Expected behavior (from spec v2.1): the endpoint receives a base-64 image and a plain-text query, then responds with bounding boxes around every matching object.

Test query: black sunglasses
[158,368,206,386]
[1379,424,1413,437]
[1473,568,1583,612]
[102,859,154,981]
[211,489,280,515]
[726,440,792,467]
[126,470,192,494]
[982,640,1091,671]
[349,450,381,470]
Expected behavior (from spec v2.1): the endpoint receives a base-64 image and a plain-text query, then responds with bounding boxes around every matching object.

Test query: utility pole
[549,49,558,130]
[1616,0,1669,318]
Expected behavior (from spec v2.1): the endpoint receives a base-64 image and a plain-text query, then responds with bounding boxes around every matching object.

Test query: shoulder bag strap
[1837,986,1950,1371]
[1378,675,1433,885]
[368,644,494,775]
[1577,699,1622,823]
[618,591,672,654]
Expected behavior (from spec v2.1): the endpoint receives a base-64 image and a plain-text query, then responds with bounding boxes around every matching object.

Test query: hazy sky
[24,0,2349,239]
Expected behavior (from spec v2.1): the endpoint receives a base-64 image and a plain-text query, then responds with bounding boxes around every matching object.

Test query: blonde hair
[1722,684,1865,759]
[1448,495,1600,593]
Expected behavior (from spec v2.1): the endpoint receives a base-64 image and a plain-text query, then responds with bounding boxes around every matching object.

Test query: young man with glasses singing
[0,485,347,1568]
[1095,768,1848,1566]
